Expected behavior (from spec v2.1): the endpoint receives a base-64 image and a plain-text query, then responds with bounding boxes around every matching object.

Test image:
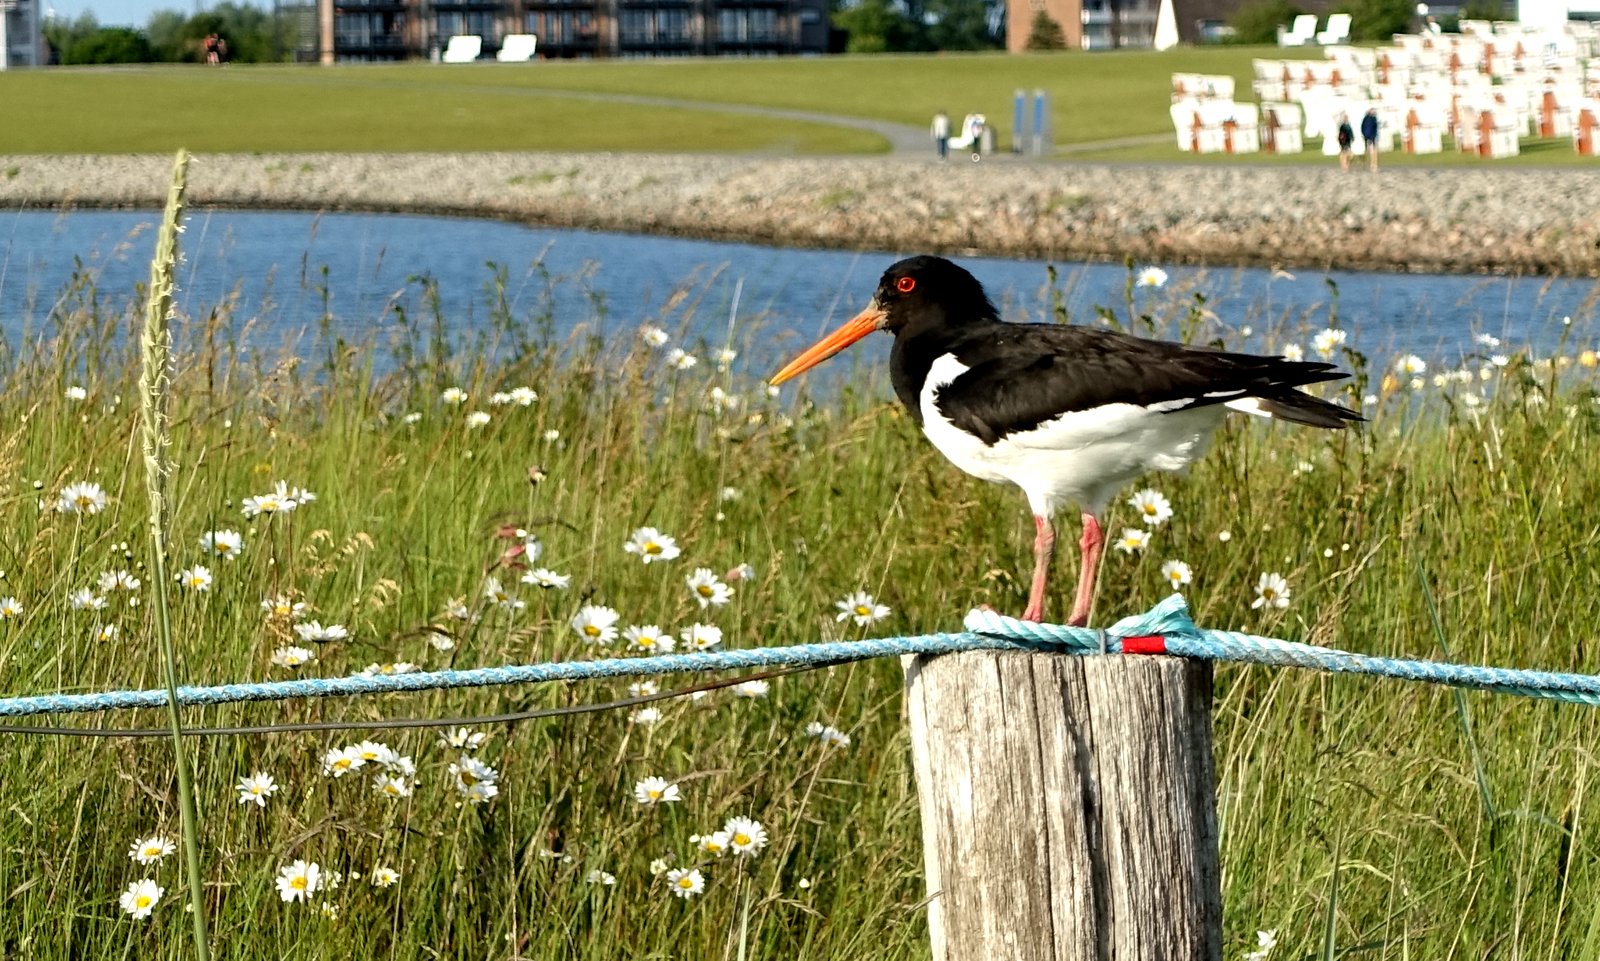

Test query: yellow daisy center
[733,833,751,845]
[854,605,871,616]
[697,585,713,597]
[75,495,93,507]
[638,636,656,647]
[290,877,308,891]
[644,542,661,554]
[647,789,662,799]
[677,877,693,889]
[583,626,600,637]
[136,895,153,908]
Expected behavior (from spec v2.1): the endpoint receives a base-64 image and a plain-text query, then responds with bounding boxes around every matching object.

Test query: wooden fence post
[905,651,1220,961]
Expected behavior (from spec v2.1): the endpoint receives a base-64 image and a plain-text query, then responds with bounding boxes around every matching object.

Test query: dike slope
[3,153,1598,275]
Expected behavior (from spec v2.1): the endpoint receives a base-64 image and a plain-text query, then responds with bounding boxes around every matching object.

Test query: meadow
[5,211,1600,960]
[0,49,1594,165]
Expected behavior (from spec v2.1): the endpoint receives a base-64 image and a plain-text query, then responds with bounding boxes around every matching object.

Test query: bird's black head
[769,255,999,386]
[871,256,1001,334]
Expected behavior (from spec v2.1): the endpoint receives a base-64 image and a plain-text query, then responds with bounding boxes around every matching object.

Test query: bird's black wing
[933,324,1361,445]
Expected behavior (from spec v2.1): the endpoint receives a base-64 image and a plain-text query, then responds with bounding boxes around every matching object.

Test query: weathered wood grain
[905,651,1220,961]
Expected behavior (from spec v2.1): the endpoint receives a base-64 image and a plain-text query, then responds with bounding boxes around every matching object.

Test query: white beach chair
[496,34,538,61]
[1317,14,1351,46]
[1278,14,1317,47]
[442,35,483,62]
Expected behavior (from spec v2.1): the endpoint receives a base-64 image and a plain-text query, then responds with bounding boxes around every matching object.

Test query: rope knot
[962,593,1200,655]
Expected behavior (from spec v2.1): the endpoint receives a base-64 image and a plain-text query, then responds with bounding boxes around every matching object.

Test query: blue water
[3,208,1596,375]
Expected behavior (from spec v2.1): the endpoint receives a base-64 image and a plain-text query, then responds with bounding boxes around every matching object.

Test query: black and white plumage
[771,255,1361,626]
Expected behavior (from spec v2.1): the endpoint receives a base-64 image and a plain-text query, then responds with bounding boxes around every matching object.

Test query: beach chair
[442,35,483,62]
[1317,13,1351,45]
[1278,14,1317,47]
[1261,102,1304,153]
[496,34,538,61]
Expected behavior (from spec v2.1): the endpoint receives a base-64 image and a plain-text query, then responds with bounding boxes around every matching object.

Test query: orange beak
[769,303,886,386]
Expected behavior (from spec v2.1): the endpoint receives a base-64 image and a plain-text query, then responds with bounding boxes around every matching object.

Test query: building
[1,0,46,69]
[1005,0,1288,50]
[306,0,828,61]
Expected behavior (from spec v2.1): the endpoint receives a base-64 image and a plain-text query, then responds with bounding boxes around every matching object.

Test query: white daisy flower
[685,568,733,607]
[628,681,659,698]
[586,869,617,885]
[98,570,141,592]
[1127,489,1172,526]
[275,860,322,903]
[732,679,769,698]
[436,727,485,751]
[270,646,315,669]
[1312,328,1348,357]
[723,816,768,857]
[696,831,731,857]
[119,879,163,919]
[571,605,621,645]
[623,527,681,564]
[1251,572,1292,610]
[321,745,365,777]
[633,776,681,805]
[440,387,468,405]
[293,621,349,643]
[177,565,213,591]
[69,588,106,611]
[65,385,87,401]
[128,835,176,865]
[236,772,278,807]
[94,623,118,642]
[681,623,722,650]
[1135,265,1168,288]
[521,567,571,589]
[1113,529,1151,553]
[372,773,413,799]
[834,591,890,625]
[489,391,513,406]
[665,867,705,899]
[261,594,307,621]
[805,721,852,748]
[200,529,244,560]
[1159,560,1193,588]
[622,624,673,653]
[639,325,670,348]
[0,596,22,619]
[56,481,108,515]
[370,866,401,888]
[509,386,537,406]
[1395,355,1427,376]
[630,707,664,726]
[465,410,492,429]
[667,348,698,371]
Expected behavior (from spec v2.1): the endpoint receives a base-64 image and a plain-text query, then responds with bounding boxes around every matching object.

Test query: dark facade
[308,0,827,61]
[1006,0,1297,50]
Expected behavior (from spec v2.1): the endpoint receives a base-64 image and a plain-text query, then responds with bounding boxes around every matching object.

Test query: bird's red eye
[896,276,916,293]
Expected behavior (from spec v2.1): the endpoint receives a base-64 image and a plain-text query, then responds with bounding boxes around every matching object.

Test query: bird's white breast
[918,353,1228,517]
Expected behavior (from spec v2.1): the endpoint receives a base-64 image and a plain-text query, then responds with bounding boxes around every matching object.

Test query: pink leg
[1066,513,1104,627]
[1022,515,1056,622]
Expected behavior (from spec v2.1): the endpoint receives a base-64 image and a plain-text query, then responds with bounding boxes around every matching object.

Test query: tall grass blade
[1416,561,1497,821]
[140,149,212,960]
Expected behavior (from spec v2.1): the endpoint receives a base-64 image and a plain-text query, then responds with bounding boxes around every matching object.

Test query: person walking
[1336,113,1355,172]
[1360,108,1380,172]
[931,110,951,161]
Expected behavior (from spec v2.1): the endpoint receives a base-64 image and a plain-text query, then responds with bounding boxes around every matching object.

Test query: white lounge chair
[496,34,537,61]
[442,35,482,63]
[1278,14,1317,47]
[1261,102,1304,153]
[1316,13,1351,45]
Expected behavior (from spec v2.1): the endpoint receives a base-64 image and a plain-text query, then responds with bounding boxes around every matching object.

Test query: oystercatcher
[770,255,1361,627]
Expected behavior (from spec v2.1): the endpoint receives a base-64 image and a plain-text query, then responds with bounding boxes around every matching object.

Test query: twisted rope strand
[4,595,1599,722]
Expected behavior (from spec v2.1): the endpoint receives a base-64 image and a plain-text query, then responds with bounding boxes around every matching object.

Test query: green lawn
[6,50,1600,164]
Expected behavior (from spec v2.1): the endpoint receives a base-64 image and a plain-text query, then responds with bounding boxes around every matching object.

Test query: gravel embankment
[3,153,1599,274]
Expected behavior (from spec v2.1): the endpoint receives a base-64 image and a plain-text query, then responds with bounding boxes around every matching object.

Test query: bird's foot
[1021,604,1044,622]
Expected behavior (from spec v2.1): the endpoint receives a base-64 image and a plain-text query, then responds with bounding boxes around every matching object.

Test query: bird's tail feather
[1255,391,1364,429]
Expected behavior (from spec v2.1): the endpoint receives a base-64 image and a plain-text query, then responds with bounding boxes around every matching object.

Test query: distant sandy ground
[3,153,1599,275]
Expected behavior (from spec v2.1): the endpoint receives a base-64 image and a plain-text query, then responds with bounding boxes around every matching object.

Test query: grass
[6,50,1598,164]
[5,241,1600,959]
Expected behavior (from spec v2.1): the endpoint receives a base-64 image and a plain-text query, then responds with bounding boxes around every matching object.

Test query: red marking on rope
[1121,635,1167,655]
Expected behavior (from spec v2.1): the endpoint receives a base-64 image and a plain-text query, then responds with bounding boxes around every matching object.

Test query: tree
[1024,9,1065,49]
[927,0,1002,49]
[145,3,298,63]
[832,0,929,52]
[63,26,155,63]
[1226,0,1303,44]
[41,12,101,63]
[1335,0,1413,40]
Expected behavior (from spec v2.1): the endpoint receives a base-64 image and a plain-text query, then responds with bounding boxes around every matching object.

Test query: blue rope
[3,594,1598,719]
